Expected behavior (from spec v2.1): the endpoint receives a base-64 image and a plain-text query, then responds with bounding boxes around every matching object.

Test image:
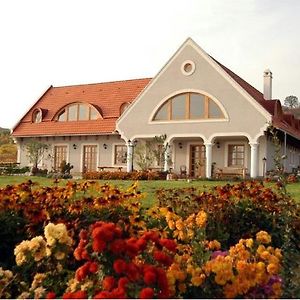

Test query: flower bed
[0,180,299,298]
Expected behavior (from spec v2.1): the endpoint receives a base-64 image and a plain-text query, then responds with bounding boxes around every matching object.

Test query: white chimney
[263,69,272,100]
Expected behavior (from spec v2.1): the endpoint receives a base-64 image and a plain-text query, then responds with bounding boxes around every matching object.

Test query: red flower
[79,229,88,240]
[139,287,154,299]
[144,270,157,285]
[102,276,116,291]
[75,262,90,281]
[136,238,147,251]
[111,287,126,299]
[92,238,106,253]
[118,277,129,289]
[110,239,126,255]
[73,290,87,299]
[126,262,140,281]
[94,291,111,299]
[62,292,74,299]
[113,259,127,274]
[46,292,56,299]
[142,231,160,243]
[153,250,172,266]
[89,262,98,273]
[159,238,177,252]
[125,238,139,258]
[157,268,170,298]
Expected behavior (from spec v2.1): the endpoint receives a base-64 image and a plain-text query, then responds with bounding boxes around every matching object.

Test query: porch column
[250,142,259,178]
[126,141,133,172]
[205,142,213,179]
[164,143,171,172]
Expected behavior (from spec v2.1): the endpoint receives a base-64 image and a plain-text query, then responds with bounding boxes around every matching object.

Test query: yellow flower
[256,261,265,273]
[256,231,272,244]
[267,263,279,275]
[54,251,66,260]
[175,219,185,231]
[196,210,207,227]
[245,238,254,248]
[191,274,205,286]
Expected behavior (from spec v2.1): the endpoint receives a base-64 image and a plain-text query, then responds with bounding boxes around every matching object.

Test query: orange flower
[102,276,116,291]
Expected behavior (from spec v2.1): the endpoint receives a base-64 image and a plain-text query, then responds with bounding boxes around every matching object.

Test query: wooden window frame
[228,144,245,167]
[154,92,224,121]
[114,145,127,165]
[57,103,100,122]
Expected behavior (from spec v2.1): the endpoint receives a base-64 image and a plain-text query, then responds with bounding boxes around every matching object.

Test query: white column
[205,142,213,178]
[164,144,171,172]
[250,142,259,178]
[126,141,133,172]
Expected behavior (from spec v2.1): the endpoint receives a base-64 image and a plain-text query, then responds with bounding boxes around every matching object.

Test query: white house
[12,38,300,178]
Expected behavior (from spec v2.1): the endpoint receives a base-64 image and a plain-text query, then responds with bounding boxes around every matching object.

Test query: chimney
[263,69,272,100]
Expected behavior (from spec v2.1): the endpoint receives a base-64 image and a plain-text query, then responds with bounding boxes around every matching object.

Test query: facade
[12,38,300,178]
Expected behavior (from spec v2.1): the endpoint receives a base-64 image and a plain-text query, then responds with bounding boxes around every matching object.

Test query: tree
[25,140,49,173]
[284,95,299,109]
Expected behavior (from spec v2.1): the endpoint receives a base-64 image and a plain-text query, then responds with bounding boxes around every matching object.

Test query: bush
[83,170,166,180]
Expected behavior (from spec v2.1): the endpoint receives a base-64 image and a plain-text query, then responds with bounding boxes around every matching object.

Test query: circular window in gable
[181,60,196,76]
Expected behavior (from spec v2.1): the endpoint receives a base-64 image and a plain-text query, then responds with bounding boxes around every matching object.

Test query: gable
[117,38,271,142]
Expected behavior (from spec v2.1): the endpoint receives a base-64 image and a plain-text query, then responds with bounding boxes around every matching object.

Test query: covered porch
[126,134,265,179]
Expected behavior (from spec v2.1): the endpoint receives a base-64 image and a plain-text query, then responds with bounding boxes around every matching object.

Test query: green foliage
[25,140,49,172]
[284,95,299,108]
[0,210,28,269]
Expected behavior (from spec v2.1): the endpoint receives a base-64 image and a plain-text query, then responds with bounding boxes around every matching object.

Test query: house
[12,38,300,178]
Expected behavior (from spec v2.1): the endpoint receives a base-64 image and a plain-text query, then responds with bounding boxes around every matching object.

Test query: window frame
[56,103,101,122]
[228,144,245,167]
[114,145,127,166]
[153,92,224,121]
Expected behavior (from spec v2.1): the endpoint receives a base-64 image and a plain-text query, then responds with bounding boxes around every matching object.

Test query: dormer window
[32,108,43,123]
[56,103,101,121]
[120,102,130,115]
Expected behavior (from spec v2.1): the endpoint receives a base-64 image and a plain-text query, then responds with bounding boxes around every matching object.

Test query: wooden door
[83,145,97,172]
[189,144,206,177]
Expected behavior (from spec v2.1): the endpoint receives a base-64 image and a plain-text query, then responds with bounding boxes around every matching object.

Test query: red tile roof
[12,78,151,137]
[12,58,300,140]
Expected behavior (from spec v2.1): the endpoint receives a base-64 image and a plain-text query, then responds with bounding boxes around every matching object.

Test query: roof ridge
[53,77,153,89]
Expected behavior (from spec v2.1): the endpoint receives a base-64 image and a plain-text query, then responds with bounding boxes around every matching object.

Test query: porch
[126,135,265,179]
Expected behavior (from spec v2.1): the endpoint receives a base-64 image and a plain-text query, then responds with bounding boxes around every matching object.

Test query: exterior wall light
[178,142,183,149]
[103,143,108,149]
[216,141,220,148]
[73,144,77,150]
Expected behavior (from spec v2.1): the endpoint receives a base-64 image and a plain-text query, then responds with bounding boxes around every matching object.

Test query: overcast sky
[1,0,300,129]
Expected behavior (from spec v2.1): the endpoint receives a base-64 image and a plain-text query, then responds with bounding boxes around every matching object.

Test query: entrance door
[83,145,97,172]
[190,144,206,177]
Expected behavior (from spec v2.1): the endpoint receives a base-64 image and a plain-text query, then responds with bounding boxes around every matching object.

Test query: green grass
[0,175,299,207]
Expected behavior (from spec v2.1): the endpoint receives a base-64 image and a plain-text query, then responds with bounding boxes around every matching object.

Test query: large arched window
[56,103,101,121]
[153,92,224,121]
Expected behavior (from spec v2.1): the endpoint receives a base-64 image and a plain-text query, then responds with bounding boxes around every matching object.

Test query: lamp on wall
[103,143,108,150]
[73,144,77,150]
[216,141,220,149]
[178,142,183,149]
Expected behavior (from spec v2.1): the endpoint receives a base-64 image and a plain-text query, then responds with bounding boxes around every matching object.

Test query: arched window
[120,102,130,115]
[153,92,224,121]
[32,108,43,123]
[56,103,101,121]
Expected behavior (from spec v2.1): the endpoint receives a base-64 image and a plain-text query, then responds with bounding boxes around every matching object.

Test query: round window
[181,60,196,76]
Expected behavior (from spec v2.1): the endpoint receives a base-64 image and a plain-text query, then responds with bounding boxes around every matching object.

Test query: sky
[1,0,300,129]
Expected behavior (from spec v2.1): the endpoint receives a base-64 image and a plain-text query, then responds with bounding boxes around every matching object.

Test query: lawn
[0,175,299,206]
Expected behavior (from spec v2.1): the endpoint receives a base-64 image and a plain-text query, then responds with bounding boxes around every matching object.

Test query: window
[32,109,42,123]
[56,103,100,121]
[114,145,127,165]
[83,145,97,172]
[54,146,67,171]
[228,145,245,167]
[153,92,224,121]
[120,102,130,115]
